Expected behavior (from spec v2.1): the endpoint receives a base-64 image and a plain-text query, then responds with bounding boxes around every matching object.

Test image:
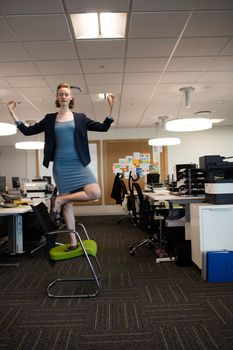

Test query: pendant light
[148,118,181,146]
[14,120,44,150]
[15,141,44,150]
[165,87,212,132]
[0,122,17,136]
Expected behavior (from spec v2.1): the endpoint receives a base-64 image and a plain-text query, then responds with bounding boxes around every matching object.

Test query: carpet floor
[0,215,233,350]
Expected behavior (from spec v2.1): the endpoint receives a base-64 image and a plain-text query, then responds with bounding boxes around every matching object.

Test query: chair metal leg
[47,223,102,298]
[30,241,46,255]
[0,262,20,267]
[47,255,101,298]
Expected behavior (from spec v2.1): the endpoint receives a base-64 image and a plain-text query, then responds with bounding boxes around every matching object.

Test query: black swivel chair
[129,182,166,255]
[117,179,135,224]
[31,202,101,298]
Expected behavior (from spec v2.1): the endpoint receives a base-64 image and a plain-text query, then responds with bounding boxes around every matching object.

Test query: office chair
[31,202,101,298]
[129,182,166,256]
[117,179,135,224]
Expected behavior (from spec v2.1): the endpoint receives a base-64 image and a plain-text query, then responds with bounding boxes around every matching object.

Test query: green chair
[31,202,101,298]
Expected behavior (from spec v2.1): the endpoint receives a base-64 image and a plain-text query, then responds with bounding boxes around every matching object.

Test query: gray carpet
[0,215,233,350]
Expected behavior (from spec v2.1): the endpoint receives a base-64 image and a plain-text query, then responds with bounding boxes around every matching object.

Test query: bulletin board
[103,139,168,205]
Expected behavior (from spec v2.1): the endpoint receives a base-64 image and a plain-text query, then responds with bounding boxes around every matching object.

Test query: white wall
[87,125,233,179]
[0,125,232,203]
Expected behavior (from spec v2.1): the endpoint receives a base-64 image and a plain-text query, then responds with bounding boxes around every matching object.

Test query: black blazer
[17,112,114,168]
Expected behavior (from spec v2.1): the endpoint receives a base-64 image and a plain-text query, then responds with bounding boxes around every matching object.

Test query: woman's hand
[7,100,19,122]
[7,100,17,113]
[107,93,115,112]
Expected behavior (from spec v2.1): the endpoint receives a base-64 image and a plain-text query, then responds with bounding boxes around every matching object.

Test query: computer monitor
[147,173,160,186]
[0,176,6,194]
[12,176,20,189]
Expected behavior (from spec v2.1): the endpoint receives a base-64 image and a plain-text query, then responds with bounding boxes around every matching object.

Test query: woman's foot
[53,196,64,213]
[66,244,79,252]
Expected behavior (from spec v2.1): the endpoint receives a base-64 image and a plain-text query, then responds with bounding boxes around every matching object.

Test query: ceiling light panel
[71,13,127,39]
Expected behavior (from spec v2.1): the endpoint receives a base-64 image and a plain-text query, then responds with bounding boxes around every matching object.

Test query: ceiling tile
[64,0,130,12]
[184,11,233,37]
[124,72,161,84]
[6,15,71,41]
[132,0,195,11]
[175,37,229,56]
[36,60,82,74]
[81,59,124,73]
[44,74,86,92]
[5,76,48,87]
[220,38,233,55]
[167,57,213,71]
[129,12,189,38]
[207,56,233,71]
[161,71,202,83]
[127,38,177,57]
[0,43,31,62]
[0,0,64,14]
[198,71,233,83]
[76,40,126,59]
[0,17,17,42]
[23,41,77,60]
[85,73,122,85]
[0,62,40,76]
[125,58,167,72]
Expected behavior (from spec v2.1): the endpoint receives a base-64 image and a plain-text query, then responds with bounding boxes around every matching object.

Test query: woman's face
[57,87,72,107]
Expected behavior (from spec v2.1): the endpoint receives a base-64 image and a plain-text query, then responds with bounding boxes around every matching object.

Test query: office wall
[86,125,233,180]
[0,146,37,188]
[0,125,232,191]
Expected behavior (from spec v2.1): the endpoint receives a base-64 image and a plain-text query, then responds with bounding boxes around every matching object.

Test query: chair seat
[49,240,97,261]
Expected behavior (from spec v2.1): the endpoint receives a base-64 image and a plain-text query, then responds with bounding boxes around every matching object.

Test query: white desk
[0,206,31,254]
[0,197,50,255]
[144,191,206,239]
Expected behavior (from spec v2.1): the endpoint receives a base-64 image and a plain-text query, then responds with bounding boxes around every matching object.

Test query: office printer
[199,155,233,204]
[24,181,47,198]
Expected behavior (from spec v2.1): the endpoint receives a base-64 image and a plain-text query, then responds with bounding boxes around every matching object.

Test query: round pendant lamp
[148,118,181,146]
[15,141,44,150]
[165,86,212,132]
[0,122,17,136]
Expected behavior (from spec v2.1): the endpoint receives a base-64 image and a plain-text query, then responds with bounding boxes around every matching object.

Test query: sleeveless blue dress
[52,120,97,195]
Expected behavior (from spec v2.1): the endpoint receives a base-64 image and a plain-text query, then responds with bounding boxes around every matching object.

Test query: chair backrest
[31,202,58,266]
[31,202,58,233]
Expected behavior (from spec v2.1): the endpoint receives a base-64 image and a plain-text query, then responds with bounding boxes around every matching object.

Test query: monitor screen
[12,176,20,188]
[147,173,160,185]
[0,176,6,193]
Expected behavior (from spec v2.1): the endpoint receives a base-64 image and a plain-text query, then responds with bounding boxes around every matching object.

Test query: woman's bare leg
[54,183,101,213]
[54,183,101,246]
[62,202,77,246]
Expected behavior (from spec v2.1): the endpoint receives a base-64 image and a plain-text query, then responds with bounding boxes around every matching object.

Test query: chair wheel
[129,249,135,256]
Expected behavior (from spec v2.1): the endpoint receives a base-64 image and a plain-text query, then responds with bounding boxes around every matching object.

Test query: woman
[7,83,115,250]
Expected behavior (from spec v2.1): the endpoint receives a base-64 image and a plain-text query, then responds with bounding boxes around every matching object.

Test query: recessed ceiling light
[70,12,127,39]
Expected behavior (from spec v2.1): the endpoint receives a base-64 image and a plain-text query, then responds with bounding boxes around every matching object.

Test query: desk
[0,206,31,254]
[0,197,50,255]
[144,191,206,239]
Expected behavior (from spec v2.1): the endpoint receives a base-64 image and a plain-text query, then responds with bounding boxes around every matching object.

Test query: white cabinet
[190,203,233,279]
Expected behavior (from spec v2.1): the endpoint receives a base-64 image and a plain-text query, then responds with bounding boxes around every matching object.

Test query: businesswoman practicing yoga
[7,83,115,250]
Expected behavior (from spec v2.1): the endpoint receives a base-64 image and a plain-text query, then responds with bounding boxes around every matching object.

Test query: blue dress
[52,120,96,195]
